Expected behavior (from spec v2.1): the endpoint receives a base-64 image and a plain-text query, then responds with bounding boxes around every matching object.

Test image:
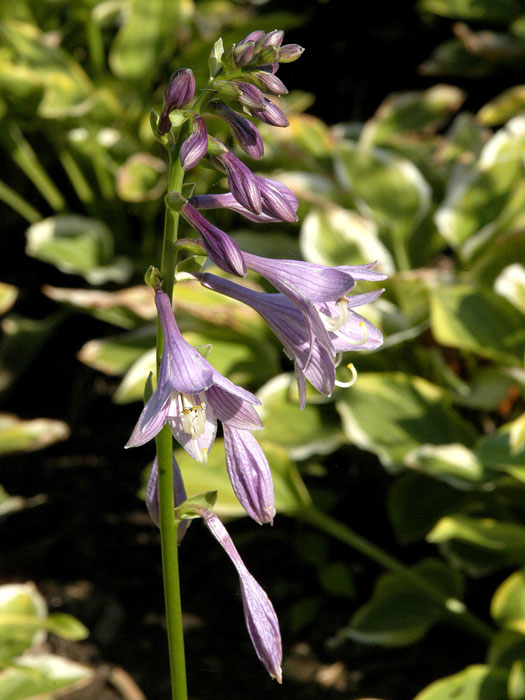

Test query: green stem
[155,144,187,700]
[58,149,95,204]
[0,180,41,223]
[1,123,65,211]
[299,505,495,642]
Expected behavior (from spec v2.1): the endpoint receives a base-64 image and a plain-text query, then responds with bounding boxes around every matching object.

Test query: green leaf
[44,285,156,330]
[414,665,508,700]
[476,416,525,482]
[0,584,47,663]
[478,87,525,126]
[488,630,525,670]
[0,653,93,699]
[257,374,345,460]
[170,439,310,519]
[495,264,525,314]
[78,330,156,376]
[318,562,356,598]
[435,117,525,250]
[509,660,525,700]
[389,473,466,544]
[116,153,166,202]
[419,0,523,23]
[336,141,431,242]
[491,570,525,631]
[113,348,156,404]
[0,613,88,641]
[336,372,476,468]
[300,206,394,272]
[361,85,465,147]
[109,0,179,79]
[430,286,525,366]
[404,443,492,489]
[344,559,463,647]
[0,414,69,455]
[428,515,525,569]
[26,216,132,284]
[0,284,18,316]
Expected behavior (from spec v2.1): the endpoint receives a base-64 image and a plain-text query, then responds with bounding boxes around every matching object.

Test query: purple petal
[223,426,275,525]
[199,508,282,680]
[255,176,298,222]
[243,252,355,302]
[188,193,288,224]
[156,291,216,393]
[249,69,288,96]
[205,385,263,430]
[181,203,247,277]
[233,81,266,109]
[336,263,388,282]
[213,103,264,160]
[331,310,384,352]
[217,150,262,214]
[262,30,284,49]
[238,30,265,45]
[251,98,289,127]
[146,457,190,542]
[180,116,208,170]
[159,69,195,135]
[125,379,173,448]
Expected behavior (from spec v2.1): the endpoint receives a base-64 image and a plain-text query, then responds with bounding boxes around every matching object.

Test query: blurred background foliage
[1,0,525,699]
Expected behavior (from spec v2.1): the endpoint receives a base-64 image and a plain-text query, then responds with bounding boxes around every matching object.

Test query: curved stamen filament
[335,363,358,388]
[322,297,349,332]
[354,321,369,346]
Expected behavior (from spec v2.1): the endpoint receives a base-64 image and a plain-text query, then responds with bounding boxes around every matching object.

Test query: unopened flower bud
[259,46,279,64]
[277,44,304,63]
[249,69,288,96]
[238,30,265,46]
[262,30,284,49]
[180,116,208,170]
[159,68,195,135]
[144,266,162,290]
[234,41,255,67]
[251,98,289,127]
[233,81,266,109]
[213,102,264,160]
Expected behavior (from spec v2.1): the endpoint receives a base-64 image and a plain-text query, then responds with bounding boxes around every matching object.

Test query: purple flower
[158,68,195,135]
[262,30,284,50]
[145,457,190,542]
[180,116,208,170]
[213,102,264,160]
[232,81,266,110]
[193,506,282,681]
[214,148,262,215]
[126,290,274,523]
[188,189,297,224]
[277,44,305,63]
[242,252,357,355]
[250,98,289,127]
[196,271,385,408]
[234,41,256,67]
[180,201,246,277]
[249,69,288,96]
[238,30,266,46]
[255,175,298,222]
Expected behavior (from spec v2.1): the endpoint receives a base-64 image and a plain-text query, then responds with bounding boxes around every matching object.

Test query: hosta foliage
[1,0,525,698]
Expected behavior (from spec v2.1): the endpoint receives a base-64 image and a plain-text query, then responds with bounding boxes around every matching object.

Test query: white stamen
[335,363,358,388]
[334,352,343,368]
[178,394,208,463]
[322,297,349,332]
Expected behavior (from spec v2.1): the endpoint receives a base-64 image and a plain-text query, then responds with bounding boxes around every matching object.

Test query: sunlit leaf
[0,414,69,455]
[0,284,18,316]
[0,584,46,663]
[430,285,525,366]
[257,374,345,460]
[491,569,525,631]
[0,653,93,699]
[414,665,508,700]
[336,372,476,468]
[26,216,132,284]
[404,443,493,489]
[494,264,525,314]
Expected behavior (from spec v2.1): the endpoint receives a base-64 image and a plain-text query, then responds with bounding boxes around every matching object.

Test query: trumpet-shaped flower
[126,290,273,523]
[196,272,384,408]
